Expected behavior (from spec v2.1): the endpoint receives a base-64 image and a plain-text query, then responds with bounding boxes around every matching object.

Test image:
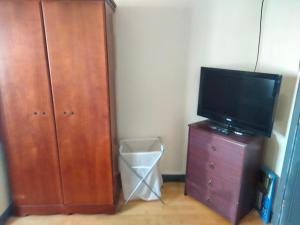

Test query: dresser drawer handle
[208,179,213,187]
[211,146,217,151]
[208,162,215,170]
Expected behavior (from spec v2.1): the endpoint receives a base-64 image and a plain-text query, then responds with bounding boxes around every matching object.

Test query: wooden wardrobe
[0,0,119,215]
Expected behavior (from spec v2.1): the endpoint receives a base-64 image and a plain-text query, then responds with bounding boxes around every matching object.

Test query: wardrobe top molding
[41,0,117,11]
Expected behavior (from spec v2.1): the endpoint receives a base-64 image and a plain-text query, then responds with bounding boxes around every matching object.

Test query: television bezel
[197,67,282,137]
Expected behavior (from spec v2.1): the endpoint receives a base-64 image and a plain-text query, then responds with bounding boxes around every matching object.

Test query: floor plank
[6,183,265,225]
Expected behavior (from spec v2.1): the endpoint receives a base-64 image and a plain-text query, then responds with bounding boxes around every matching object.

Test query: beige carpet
[6,183,264,225]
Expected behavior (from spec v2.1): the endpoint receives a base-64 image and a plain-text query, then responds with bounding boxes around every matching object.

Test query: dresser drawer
[186,170,240,203]
[189,128,245,167]
[187,150,243,183]
[186,180,238,222]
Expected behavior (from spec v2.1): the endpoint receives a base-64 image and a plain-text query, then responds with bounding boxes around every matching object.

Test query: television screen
[198,67,282,137]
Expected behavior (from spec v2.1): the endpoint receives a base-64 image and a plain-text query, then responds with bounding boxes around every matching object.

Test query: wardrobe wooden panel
[0,0,63,206]
[42,0,114,205]
[105,2,120,203]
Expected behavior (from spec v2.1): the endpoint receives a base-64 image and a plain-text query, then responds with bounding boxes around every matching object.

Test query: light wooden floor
[6,183,265,225]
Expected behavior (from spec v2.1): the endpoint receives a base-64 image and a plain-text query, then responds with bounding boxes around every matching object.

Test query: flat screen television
[197,67,282,137]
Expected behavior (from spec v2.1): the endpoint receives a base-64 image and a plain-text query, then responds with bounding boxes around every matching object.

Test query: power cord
[254,0,265,72]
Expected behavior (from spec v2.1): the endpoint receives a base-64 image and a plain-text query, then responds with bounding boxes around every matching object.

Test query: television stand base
[208,120,253,136]
[209,124,231,135]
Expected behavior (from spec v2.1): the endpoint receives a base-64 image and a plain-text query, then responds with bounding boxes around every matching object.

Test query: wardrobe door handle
[33,111,47,116]
[63,111,75,116]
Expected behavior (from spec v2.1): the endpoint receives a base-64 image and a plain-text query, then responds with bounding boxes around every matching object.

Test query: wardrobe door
[42,0,113,205]
[0,0,62,207]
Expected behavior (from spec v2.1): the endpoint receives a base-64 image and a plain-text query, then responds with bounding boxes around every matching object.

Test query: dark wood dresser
[185,121,264,225]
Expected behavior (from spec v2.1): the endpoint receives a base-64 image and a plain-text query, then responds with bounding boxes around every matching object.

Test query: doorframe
[272,80,300,225]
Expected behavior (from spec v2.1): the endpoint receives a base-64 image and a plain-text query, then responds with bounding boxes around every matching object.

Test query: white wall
[114,0,191,173]
[0,144,10,215]
[258,0,300,175]
[114,0,300,176]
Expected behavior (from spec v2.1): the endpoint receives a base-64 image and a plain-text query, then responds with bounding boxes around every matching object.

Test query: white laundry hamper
[119,137,165,203]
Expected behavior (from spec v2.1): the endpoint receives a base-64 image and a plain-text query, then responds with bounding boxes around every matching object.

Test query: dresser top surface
[189,120,264,145]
